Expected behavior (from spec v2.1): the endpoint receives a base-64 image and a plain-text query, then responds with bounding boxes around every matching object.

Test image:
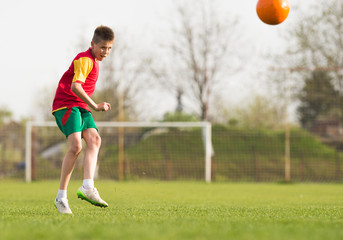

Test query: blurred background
[1,0,342,183]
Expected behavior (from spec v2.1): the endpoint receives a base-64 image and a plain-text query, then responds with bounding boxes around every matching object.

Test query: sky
[0,0,316,120]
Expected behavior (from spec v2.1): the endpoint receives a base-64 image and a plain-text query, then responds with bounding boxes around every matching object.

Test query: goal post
[25,121,212,183]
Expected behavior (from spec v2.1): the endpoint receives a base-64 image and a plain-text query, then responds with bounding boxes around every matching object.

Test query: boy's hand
[96,102,111,112]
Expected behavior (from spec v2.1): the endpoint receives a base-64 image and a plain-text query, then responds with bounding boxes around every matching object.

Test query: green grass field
[0,181,342,240]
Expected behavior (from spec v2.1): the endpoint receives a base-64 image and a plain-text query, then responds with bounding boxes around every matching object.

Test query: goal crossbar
[25,121,212,183]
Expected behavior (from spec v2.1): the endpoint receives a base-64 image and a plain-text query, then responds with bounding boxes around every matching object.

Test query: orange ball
[256,0,290,25]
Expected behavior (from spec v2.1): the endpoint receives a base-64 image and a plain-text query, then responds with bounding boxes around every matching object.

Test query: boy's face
[91,40,114,61]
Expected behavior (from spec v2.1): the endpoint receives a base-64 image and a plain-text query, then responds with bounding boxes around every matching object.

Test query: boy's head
[92,25,115,44]
[91,25,115,61]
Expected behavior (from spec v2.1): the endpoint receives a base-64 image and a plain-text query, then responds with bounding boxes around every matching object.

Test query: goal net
[25,121,212,182]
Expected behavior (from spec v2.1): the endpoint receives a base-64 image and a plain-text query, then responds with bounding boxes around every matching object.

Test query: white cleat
[76,186,108,208]
[54,198,72,214]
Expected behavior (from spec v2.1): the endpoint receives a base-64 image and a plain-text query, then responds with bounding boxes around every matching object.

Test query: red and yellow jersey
[52,48,99,113]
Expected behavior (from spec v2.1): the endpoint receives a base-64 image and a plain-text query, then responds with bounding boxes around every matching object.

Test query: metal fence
[0,121,342,182]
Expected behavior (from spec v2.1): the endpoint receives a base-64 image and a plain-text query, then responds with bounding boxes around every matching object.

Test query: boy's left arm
[71,82,111,112]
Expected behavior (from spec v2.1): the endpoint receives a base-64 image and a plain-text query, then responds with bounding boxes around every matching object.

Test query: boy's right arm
[71,82,111,112]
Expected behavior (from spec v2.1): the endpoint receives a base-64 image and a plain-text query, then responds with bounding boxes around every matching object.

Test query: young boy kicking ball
[52,25,115,214]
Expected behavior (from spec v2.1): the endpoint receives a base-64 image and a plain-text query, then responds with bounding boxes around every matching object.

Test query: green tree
[234,95,286,129]
[0,108,12,126]
[297,71,342,128]
[162,112,199,122]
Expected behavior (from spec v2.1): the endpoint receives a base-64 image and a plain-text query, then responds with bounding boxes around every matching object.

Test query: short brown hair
[92,25,115,43]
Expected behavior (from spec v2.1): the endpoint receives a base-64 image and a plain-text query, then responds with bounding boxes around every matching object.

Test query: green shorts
[54,107,98,137]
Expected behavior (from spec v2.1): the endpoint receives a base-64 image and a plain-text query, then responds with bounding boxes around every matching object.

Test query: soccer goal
[25,121,212,183]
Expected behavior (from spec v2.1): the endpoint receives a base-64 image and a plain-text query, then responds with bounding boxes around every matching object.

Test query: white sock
[83,179,94,189]
[56,189,67,200]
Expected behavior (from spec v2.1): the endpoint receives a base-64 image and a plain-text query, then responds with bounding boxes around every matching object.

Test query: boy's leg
[82,128,101,180]
[76,128,108,207]
[55,132,82,214]
[59,132,83,190]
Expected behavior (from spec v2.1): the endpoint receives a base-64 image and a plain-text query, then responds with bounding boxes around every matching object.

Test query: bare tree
[36,29,151,122]
[35,86,56,121]
[268,0,343,126]
[290,1,343,71]
[92,30,152,122]
[152,0,244,121]
[275,0,343,87]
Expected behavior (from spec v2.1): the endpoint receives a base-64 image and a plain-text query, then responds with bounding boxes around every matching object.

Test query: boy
[52,25,115,214]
